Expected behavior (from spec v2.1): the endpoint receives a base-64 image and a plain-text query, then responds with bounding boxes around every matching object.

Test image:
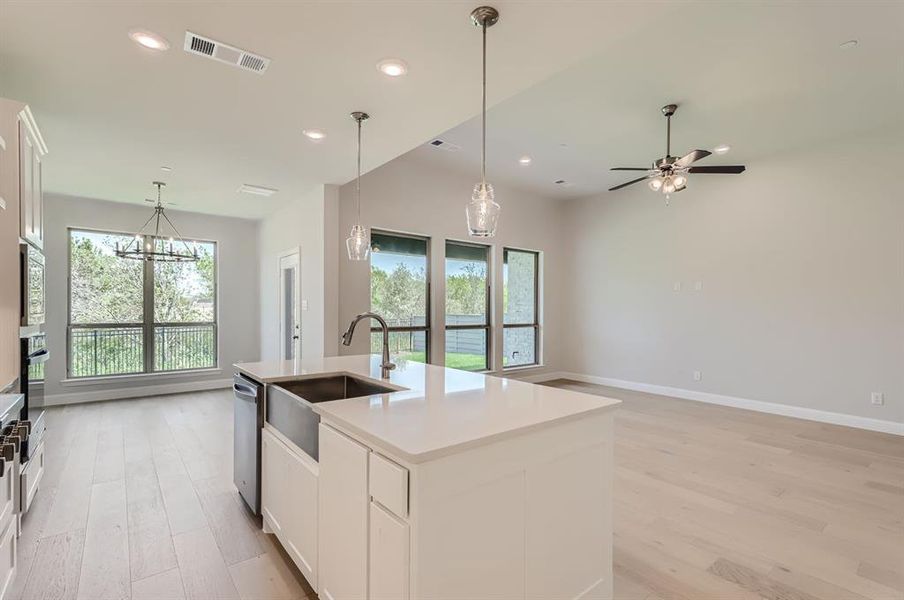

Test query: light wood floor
[543,380,904,600]
[12,390,315,600]
[11,384,904,600]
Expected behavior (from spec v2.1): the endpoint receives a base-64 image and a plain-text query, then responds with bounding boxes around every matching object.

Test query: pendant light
[115,182,198,262]
[466,6,501,237]
[346,111,371,261]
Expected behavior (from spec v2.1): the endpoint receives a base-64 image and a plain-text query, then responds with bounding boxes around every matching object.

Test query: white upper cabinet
[17,108,46,250]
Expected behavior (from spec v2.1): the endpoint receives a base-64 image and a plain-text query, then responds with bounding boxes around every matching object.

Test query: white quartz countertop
[234,355,619,464]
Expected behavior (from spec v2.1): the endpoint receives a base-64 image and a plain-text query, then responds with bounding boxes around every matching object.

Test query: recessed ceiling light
[839,39,858,49]
[129,29,170,51]
[303,129,326,141]
[160,166,173,172]
[713,144,731,155]
[377,58,408,77]
[518,156,532,165]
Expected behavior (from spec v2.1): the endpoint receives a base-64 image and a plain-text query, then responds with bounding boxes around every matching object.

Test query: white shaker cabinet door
[318,424,369,600]
[18,120,34,244]
[285,446,318,589]
[0,514,15,600]
[261,429,287,537]
[369,501,409,600]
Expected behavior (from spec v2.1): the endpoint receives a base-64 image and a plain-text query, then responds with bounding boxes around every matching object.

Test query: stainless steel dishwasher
[233,373,263,515]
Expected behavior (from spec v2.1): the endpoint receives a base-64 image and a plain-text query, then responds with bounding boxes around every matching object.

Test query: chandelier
[115,181,199,262]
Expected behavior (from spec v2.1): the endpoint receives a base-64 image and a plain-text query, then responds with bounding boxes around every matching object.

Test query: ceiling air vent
[237,184,278,197]
[428,138,461,152]
[184,31,270,74]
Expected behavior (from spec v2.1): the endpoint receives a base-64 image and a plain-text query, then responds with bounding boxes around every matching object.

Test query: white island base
[242,356,617,600]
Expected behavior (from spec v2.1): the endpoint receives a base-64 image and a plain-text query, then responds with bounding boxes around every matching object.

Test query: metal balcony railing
[69,323,216,377]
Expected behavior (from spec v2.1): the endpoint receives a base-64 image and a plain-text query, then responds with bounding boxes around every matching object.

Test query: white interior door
[278,250,301,361]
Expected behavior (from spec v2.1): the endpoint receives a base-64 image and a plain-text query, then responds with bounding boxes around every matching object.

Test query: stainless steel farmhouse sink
[266,375,398,461]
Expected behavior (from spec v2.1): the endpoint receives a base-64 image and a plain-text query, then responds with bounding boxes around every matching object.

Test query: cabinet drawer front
[369,452,408,518]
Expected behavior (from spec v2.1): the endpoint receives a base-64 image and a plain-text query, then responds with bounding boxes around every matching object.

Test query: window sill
[60,368,223,387]
[499,363,545,374]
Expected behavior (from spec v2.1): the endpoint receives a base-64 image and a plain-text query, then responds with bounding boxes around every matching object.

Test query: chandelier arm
[159,211,194,253]
[129,211,158,251]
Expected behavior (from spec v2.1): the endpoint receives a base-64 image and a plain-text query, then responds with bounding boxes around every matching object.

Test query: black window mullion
[143,235,154,373]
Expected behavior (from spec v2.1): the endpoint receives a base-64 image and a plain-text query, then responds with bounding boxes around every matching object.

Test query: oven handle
[27,348,49,365]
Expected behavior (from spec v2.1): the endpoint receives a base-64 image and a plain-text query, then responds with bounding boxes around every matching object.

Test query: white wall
[336,150,567,377]
[259,185,339,362]
[42,194,260,402]
[561,130,904,425]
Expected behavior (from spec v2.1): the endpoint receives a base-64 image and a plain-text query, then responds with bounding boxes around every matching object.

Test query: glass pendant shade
[466,182,500,237]
[648,177,663,191]
[346,224,370,261]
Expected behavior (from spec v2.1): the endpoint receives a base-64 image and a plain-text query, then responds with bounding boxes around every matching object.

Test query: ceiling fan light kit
[610,104,746,204]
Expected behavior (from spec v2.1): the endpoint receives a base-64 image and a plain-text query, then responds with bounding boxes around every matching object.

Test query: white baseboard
[534,372,903,436]
[39,377,233,407]
[508,371,569,383]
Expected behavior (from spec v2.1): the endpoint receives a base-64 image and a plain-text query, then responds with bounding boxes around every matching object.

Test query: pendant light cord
[356,117,362,223]
[481,21,487,184]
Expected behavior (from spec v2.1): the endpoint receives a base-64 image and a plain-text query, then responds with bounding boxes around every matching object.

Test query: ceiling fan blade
[610,167,649,171]
[688,165,746,174]
[608,176,649,191]
[675,149,712,168]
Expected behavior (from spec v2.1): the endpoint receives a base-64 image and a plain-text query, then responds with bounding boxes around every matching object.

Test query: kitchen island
[235,355,620,600]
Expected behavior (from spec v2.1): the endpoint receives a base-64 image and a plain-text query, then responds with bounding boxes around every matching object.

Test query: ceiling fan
[609,104,745,199]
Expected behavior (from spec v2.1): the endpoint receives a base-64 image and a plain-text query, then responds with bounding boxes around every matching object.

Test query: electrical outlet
[693,371,702,382]
[871,392,885,406]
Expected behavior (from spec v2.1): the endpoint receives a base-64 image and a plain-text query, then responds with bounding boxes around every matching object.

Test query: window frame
[66,227,219,378]
[369,229,432,363]
[444,239,491,372]
[502,247,540,369]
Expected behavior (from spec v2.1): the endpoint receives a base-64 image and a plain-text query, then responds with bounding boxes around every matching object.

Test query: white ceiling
[0,1,669,219]
[410,2,904,200]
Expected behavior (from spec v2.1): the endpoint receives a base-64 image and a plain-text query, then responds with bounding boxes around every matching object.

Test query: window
[68,229,217,378]
[503,248,539,368]
[445,241,489,371]
[370,231,430,363]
